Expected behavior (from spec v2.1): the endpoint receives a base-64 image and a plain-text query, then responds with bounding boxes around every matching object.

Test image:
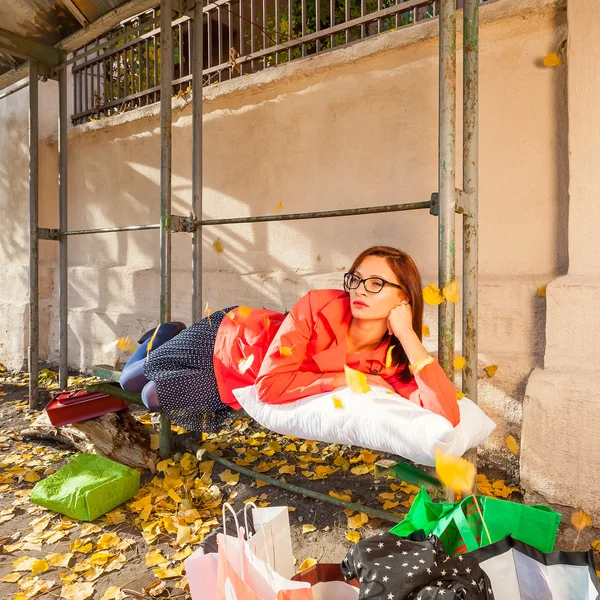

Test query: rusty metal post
[28,60,40,410]
[462,0,478,404]
[159,0,173,457]
[191,0,203,324]
[59,64,69,390]
[438,0,457,378]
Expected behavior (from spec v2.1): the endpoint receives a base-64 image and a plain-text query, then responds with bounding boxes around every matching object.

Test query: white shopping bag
[245,504,295,579]
[185,552,218,600]
[310,582,359,600]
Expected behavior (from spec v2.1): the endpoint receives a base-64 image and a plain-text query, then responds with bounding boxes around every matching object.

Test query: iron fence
[71,0,487,124]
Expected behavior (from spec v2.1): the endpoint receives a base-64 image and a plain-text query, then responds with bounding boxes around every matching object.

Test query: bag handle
[221,502,245,580]
[243,501,276,570]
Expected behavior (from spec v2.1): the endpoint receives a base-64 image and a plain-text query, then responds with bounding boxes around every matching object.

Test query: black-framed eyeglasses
[344,272,405,294]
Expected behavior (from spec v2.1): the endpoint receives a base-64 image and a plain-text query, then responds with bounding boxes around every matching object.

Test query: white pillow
[233,385,495,467]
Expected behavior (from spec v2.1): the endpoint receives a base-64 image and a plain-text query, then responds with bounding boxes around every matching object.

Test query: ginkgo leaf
[456,390,466,401]
[350,465,370,476]
[153,564,184,579]
[146,552,168,567]
[423,283,444,305]
[591,539,600,551]
[383,500,400,510]
[13,557,36,571]
[344,365,371,394]
[237,306,252,318]
[81,523,101,536]
[31,558,49,575]
[298,558,317,571]
[218,470,240,486]
[422,324,430,336]
[279,465,296,475]
[212,238,224,253]
[543,52,562,67]
[24,471,40,483]
[454,356,465,370]
[101,587,126,600]
[443,280,460,303]
[116,337,137,353]
[302,524,316,534]
[1,572,22,582]
[332,396,344,409]
[484,365,498,377]
[361,450,379,464]
[571,508,593,532]
[60,582,95,600]
[537,285,547,297]
[506,435,520,455]
[329,490,352,502]
[435,447,475,494]
[279,346,294,357]
[346,531,361,543]
[385,345,395,368]
[238,354,255,375]
[274,201,283,212]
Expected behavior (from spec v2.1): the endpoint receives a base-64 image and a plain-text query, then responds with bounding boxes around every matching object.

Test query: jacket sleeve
[384,358,460,426]
[255,292,336,404]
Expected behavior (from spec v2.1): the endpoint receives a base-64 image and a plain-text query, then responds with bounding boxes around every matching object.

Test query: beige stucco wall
[0,0,568,475]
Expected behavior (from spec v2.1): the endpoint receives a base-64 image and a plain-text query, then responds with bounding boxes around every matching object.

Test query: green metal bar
[438,0,457,379]
[87,382,146,406]
[186,444,404,524]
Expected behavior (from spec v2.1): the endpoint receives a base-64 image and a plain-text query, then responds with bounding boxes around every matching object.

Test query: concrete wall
[0,0,568,475]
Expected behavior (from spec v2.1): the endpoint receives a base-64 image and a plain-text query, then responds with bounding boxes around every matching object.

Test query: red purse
[45,390,128,426]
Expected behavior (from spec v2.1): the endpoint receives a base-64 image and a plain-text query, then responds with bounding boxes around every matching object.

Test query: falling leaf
[484,365,498,377]
[116,337,137,353]
[60,582,95,600]
[435,447,475,494]
[537,285,547,297]
[302,524,316,534]
[543,52,562,67]
[423,283,444,305]
[279,346,294,357]
[456,390,465,401]
[218,470,240,486]
[385,345,395,368]
[101,587,126,600]
[571,508,593,533]
[443,280,460,303]
[422,324,430,336]
[298,558,317,571]
[344,365,371,394]
[329,490,352,502]
[506,435,520,455]
[238,354,255,375]
[212,238,224,253]
[454,356,465,370]
[346,531,361,543]
[332,396,344,409]
[274,201,283,212]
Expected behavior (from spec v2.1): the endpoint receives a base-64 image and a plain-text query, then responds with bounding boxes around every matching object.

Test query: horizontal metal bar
[60,224,161,235]
[0,80,28,102]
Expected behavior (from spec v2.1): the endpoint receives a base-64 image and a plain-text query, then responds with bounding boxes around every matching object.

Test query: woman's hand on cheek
[387,301,413,338]
[365,374,395,392]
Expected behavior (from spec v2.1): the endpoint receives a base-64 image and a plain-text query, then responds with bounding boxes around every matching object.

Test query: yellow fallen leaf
[212,238,224,253]
[443,280,460,303]
[81,523,101,537]
[101,587,126,600]
[332,396,344,409]
[279,465,296,475]
[238,354,255,375]
[31,558,49,575]
[1,572,22,582]
[506,435,520,455]
[274,201,283,212]
[146,552,168,567]
[484,365,498,377]
[298,558,317,571]
[360,450,379,464]
[350,465,370,476]
[47,552,73,568]
[219,470,240,486]
[423,283,444,305]
[149,434,160,451]
[571,508,593,533]
[172,546,194,561]
[168,488,182,503]
[543,52,562,67]
[347,514,363,529]
[346,531,361,543]
[435,447,475,494]
[344,365,371,394]
[139,504,153,521]
[96,533,121,550]
[13,557,37,571]
[177,525,193,546]
[154,565,185,579]
[60,582,95,600]
[537,285,547,297]
[382,500,400,510]
[24,471,40,483]
[422,324,430,336]
[385,345,395,368]
[329,490,352,502]
[454,356,465,370]
[302,524,316,534]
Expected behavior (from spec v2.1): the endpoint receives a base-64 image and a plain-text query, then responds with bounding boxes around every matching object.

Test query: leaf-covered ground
[0,373,598,599]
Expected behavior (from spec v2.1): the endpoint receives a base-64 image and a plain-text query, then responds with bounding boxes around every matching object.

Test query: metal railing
[71,0,487,124]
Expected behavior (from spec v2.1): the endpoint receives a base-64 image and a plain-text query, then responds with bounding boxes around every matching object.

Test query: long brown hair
[347,246,424,382]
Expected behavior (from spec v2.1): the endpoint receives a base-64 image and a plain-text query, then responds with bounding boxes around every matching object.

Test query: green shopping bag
[390,488,561,554]
[30,453,140,521]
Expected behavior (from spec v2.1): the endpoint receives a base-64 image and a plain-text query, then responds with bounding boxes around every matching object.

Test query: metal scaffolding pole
[462,0,479,404]
[191,0,203,324]
[59,66,69,390]
[438,0,457,379]
[159,0,173,458]
[28,60,40,410]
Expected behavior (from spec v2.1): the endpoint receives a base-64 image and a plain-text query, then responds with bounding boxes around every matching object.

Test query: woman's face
[348,255,408,320]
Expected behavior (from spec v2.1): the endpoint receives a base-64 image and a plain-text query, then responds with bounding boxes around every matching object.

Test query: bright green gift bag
[390,488,561,555]
[30,453,140,521]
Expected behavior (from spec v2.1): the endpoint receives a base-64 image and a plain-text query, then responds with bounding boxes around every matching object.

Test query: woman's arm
[255,292,341,404]
[386,304,460,426]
